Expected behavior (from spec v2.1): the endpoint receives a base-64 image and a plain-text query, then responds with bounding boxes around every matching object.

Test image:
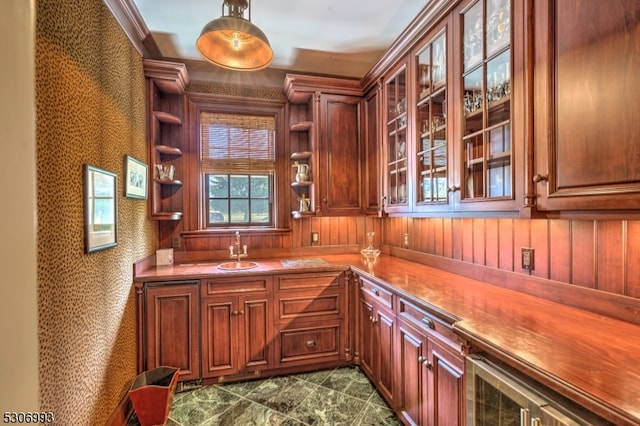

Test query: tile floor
[128,366,401,426]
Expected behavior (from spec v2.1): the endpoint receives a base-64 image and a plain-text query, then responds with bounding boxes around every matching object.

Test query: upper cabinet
[143,60,190,221]
[379,0,526,216]
[285,75,365,217]
[459,0,513,203]
[533,0,640,211]
[383,62,410,212]
[413,29,451,213]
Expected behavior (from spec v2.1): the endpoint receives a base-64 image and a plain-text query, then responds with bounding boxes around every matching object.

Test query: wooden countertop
[134,253,640,425]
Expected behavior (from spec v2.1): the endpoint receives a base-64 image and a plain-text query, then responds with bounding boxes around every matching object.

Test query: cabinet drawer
[277,271,343,291]
[278,291,343,321]
[279,323,341,362]
[359,277,394,310]
[203,276,271,295]
[398,297,462,352]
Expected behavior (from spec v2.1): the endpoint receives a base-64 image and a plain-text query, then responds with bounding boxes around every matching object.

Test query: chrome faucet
[229,231,248,263]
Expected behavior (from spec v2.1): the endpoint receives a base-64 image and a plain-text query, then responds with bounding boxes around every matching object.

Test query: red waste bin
[129,366,179,426]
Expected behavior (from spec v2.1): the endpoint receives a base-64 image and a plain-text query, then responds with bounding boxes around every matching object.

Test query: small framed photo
[84,164,118,253]
[124,155,148,199]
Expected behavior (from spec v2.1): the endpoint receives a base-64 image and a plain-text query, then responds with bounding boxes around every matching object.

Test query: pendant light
[196,0,273,71]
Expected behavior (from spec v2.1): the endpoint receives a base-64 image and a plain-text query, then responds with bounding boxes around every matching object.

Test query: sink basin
[217,261,259,270]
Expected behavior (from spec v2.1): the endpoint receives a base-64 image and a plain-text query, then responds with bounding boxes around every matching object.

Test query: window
[201,112,276,227]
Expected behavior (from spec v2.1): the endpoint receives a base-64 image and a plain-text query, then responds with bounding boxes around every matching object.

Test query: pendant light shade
[196,0,273,71]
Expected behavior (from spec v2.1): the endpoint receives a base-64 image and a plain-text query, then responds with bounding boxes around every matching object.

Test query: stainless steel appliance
[466,354,612,426]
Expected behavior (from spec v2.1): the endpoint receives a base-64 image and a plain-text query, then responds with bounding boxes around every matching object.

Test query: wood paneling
[627,221,640,298]
[596,221,624,294]
[571,220,595,288]
[390,217,640,301]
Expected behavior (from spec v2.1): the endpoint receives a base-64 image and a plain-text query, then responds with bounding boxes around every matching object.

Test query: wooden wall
[181,216,384,253]
[384,217,640,299]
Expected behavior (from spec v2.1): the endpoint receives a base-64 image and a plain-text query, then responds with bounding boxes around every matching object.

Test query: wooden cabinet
[396,298,465,426]
[412,28,450,212]
[317,94,364,216]
[140,281,199,382]
[379,0,526,215]
[143,59,190,221]
[383,60,410,212]
[275,271,350,368]
[363,85,382,215]
[358,275,395,405]
[200,276,274,380]
[284,74,365,217]
[533,0,640,211]
[356,274,467,425]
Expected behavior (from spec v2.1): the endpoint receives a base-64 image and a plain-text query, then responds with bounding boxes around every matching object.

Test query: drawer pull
[421,316,435,329]
[306,340,316,348]
[372,288,379,296]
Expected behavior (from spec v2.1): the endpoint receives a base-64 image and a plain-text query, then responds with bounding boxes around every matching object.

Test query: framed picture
[124,155,148,199]
[84,164,118,253]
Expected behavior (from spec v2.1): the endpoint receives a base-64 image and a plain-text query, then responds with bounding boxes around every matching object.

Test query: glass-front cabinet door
[415,30,448,208]
[384,63,409,211]
[461,0,512,202]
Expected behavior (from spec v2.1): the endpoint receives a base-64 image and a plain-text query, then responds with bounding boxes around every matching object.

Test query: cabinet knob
[306,340,316,348]
[421,316,435,330]
[238,310,244,315]
[533,174,549,183]
[418,355,425,363]
[232,310,238,316]
[372,288,379,296]
[447,185,460,193]
[371,316,378,324]
[423,360,432,369]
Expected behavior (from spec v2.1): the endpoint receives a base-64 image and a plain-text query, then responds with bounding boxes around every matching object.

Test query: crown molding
[102,0,162,58]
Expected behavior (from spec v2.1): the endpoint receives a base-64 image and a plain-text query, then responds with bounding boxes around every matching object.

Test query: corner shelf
[286,89,317,218]
[143,59,190,221]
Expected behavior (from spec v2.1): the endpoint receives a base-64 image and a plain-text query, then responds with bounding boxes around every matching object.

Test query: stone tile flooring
[128,366,401,425]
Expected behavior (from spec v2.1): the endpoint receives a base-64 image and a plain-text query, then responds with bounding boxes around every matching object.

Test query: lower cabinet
[140,281,200,382]
[359,276,396,405]
[397,318,465,425]
[137,269,466,425]
[275,271,350,368]
[137,270,352,385]
[356,274,467,426]
[201,276,274,380]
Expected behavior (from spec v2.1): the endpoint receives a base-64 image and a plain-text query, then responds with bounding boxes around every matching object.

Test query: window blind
[201,112,276,173]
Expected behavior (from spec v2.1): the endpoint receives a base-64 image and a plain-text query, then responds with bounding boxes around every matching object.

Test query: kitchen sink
[217,261,259,270]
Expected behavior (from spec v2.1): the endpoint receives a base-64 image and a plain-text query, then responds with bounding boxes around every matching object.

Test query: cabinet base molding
[217,370,262,384]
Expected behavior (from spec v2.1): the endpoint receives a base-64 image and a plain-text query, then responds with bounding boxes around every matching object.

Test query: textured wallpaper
[36,0,155,424]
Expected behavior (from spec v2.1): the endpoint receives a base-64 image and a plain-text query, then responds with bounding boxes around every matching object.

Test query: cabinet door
[241,295,272,369]
[145,283,199,381]
[318,94,363,215]
[396,320,427,426]
[430,338,465,426]
[383,61,410,212]
[453,0,525,212]
[201,296,237,378]
[375,305,396,404]
[364,87,382,215]
[413,27,452,213]
[534,0,640,210]
[358,297,376,378]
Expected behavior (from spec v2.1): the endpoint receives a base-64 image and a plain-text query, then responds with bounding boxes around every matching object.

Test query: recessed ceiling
[131,0,427,78]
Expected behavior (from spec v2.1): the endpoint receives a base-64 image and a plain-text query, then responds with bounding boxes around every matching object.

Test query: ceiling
[131,0,428,79]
